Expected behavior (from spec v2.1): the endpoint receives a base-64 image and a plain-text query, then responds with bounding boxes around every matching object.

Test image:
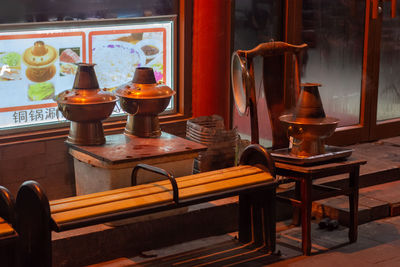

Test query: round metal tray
[270,145,353,165]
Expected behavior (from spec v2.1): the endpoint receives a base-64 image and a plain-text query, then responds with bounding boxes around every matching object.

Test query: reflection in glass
[377,4,400,121]
[301,0,365,126]
[232,0,282,147]
[0,0,177,24]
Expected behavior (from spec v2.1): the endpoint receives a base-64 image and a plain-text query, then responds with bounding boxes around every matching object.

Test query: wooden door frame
[285,0,400,146]
[368,0,400,140]
[329,0,376,145]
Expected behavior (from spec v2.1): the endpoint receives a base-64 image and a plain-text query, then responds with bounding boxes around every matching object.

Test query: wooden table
[68,132,207,195]
[275,158,367,255]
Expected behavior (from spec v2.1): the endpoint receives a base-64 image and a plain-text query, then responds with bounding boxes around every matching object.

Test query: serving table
[274,158,367,255]
[68,132,207,195]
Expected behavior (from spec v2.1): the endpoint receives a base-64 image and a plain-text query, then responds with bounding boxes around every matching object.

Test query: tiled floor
[314,180,400,226]
[88,215,400,266]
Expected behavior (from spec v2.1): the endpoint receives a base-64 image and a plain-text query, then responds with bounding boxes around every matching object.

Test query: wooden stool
[275,158,366,255]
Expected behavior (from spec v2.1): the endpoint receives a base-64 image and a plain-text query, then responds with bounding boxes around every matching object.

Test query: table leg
[349,166,360,243]
[301,177,312,255]
[292,180,301,226]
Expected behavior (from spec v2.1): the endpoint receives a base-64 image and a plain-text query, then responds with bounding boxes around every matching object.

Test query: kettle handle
[237,41,307,59]
[287,126,304,146]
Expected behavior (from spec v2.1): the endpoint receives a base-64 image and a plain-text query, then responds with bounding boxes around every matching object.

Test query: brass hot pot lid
[55,88,116,105]
[279,114,339,126]
[54,63,116,105]
[115,67,175,99]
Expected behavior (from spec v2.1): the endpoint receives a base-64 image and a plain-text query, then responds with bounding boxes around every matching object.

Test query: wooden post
[238,194,252,243]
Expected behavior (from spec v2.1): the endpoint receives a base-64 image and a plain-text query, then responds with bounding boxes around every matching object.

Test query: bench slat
[51,185,169,214]
[50,165,255,206]
[52,191,173,225]
[50,166,265,214]
[0,222,15,238]
[179,173,273,199]
[51,172,273,226]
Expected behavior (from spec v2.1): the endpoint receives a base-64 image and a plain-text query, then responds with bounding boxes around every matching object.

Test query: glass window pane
[0,1,178,131]
[0,19,174,129]
[232,0,283,147]
[301,0,365,127]
[377,4,400,121]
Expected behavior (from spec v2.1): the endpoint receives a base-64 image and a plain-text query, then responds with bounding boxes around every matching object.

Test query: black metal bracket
[131,163,179,204]
[239,144,276,178]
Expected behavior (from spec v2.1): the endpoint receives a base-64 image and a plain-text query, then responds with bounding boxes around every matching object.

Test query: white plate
[92,41,146,89]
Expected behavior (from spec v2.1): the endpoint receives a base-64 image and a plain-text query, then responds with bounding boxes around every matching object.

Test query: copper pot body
[57,101,115,122]
[120,95,173,138]
[280,115,338,157]
[119,96,171,116]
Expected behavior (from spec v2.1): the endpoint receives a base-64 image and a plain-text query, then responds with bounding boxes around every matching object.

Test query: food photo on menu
[91,31,164,90]
[17,40,83,102]
[21,40,57,102]
[59,47,80,76]
[27,81,55,101]
[0,51,22,81]
[23,40,58,83]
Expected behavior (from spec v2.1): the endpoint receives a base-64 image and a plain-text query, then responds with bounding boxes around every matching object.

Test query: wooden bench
[15,144,277,267]
[0,186,18,267]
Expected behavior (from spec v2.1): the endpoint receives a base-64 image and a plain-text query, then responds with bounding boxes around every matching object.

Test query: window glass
[301,0,365,127]
[0,1,178,130]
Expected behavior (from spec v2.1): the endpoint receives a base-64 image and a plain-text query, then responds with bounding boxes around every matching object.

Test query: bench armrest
[131,164,179,204]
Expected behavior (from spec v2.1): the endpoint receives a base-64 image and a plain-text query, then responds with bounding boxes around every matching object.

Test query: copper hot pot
[115,67,175,138]
[54,63,116,145]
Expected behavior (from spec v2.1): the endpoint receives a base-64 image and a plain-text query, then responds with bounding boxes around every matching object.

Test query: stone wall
[0,137,75,200]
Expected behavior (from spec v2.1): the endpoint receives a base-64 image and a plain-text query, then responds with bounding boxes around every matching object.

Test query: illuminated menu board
[0,19,173,129]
